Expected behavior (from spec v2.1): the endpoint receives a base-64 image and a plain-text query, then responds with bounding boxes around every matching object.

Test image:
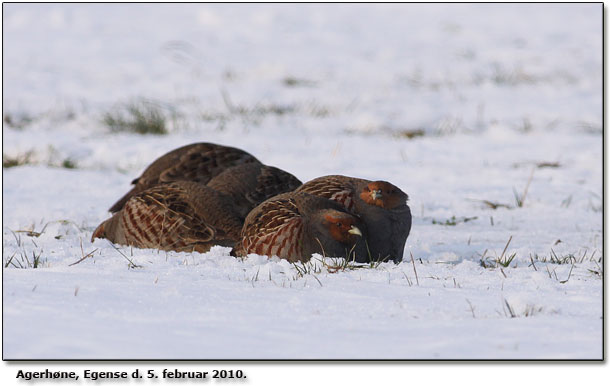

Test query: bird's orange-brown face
[323,212,363,244]
[360,181,406,209]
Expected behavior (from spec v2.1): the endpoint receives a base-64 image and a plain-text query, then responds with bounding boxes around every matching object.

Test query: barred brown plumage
[109,142,300,213]
[92,181,243,253]
[206,162,302,219]
[234,192,368,263]
[97,142,302,253]
[296,175,411,263]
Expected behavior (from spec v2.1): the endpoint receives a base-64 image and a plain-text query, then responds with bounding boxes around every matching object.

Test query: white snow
[1,3,602,360]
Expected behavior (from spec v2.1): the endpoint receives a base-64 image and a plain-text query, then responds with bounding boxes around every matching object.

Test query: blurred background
[2,3,602,258]
[3,4,601,146]
[1,3,603,361]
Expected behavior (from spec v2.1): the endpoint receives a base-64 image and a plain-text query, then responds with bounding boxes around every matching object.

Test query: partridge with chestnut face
[92,181,243,253]
[296,175,411,263]
[234,192,368,263]
[109,142,301,213]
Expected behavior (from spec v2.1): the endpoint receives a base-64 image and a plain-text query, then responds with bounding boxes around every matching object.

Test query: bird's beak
[348,226,363,237]
[371,190,382,200]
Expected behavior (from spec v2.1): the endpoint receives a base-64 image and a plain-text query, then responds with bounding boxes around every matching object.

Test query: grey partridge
[296,175,411,263]
[109,142,261,213]
[92,181,243,253]
[234,192,368,263]
[206,162,302,219]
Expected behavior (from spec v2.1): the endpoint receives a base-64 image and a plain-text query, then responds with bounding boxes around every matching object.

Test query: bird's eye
[336,222,342,227]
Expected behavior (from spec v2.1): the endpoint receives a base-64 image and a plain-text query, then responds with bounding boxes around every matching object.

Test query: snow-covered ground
[1,3,603,360]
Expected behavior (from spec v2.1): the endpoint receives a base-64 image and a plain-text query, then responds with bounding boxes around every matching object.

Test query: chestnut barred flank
[93,181,243,253]
[94,144,409,261]
[95,142,302,253]
[235,192,368,263]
